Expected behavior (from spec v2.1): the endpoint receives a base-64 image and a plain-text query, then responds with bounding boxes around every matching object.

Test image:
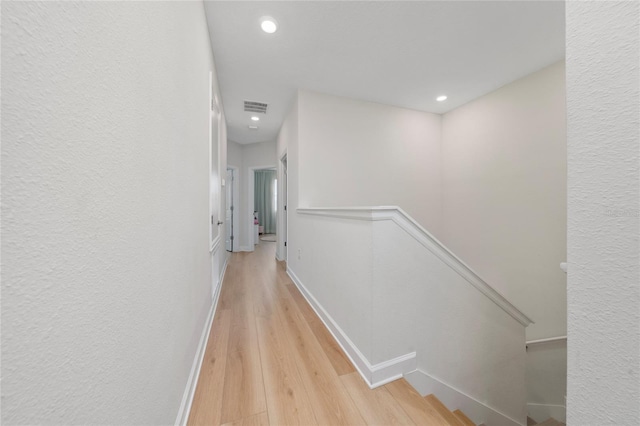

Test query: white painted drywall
[441,62,567,342]
[566,2,640,424]
[1,2,227,424]
[227,140,243,169]
[297,90,443,237]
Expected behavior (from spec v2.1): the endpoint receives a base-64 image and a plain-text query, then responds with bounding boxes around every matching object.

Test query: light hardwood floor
[187,242,468,426]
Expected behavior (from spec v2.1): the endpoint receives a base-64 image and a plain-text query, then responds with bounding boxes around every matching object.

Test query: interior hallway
[187,243,463,426]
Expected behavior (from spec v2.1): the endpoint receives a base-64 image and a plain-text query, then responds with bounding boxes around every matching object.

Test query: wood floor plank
[285,284,319,322]
[220,349,267,424]
[228,290,258,353]
[340,372,415,425]
[425,394,464,425]
[385,379,451,426]
[307,318,356,376]
[221,411,269,426]
[275,297,366,425]
[187,309,232,426]
[255,313,318,426]
[453,409,476,426]
[285,277,355,376]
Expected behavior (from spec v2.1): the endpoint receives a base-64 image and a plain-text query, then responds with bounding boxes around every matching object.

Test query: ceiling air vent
[244,100,268,114]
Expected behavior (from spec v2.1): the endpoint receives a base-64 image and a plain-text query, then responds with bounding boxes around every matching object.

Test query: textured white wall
[1,2,226,424]
[566,2,640,424]
[297,90,443,236]
[441,62,567,341]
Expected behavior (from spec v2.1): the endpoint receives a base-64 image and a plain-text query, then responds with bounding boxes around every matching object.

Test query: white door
[225,168,234,252]
[209,74,220,247]
[209,72,221,299]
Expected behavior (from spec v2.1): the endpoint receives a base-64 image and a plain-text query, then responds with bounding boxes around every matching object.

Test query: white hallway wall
[227,140,277,250]
[2,1,227,424]
[297,90,443,236]
[566,1,639,424]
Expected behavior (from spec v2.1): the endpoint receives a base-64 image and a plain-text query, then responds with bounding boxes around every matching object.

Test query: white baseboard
[404,370,524,426]
[174,256,229,426]
[237,246,252,252]
[219,256,229,288]
[527,403,566,423]
[286,267,415,389]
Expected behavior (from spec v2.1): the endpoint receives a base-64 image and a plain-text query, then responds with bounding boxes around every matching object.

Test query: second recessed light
[251,116,260,121]
[436,95,448,102]
[260,17,278,34]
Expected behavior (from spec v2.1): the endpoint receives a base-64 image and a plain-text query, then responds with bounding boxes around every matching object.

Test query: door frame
[226,165,240,252]
[277,153,288,262]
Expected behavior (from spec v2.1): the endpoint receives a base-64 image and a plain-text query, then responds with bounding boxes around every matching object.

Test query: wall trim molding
[287,267,416,389]
[297,206,533,327]
[210,235,221,253]
[404,369,524,426]
[174,255,229,426]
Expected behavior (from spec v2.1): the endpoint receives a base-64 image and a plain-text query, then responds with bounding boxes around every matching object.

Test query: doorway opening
[249,166,277,247]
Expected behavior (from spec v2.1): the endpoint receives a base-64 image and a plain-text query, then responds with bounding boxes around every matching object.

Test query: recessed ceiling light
[251,116,260,121]
[248,125,259,130]
[436,95,448,102]
[260,17,278,34]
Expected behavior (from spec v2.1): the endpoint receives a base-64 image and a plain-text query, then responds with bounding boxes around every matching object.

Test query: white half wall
[293,207,529,424]
[2,2,227,424]
[566,2,640,424]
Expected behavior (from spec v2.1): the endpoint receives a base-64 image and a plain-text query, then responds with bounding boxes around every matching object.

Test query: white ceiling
[204,1,565,145]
